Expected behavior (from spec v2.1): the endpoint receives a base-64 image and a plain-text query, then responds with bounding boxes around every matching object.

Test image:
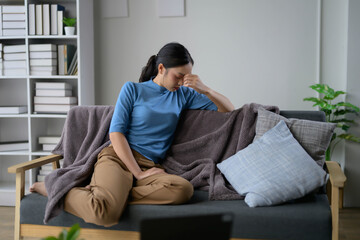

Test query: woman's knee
[83,198,123,227]
[168,176,194,204]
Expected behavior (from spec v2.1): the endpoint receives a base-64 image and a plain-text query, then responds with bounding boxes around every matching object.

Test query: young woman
[30,42,234,226]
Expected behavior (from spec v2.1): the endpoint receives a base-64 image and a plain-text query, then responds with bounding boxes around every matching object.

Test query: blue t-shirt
[109,79,217,163]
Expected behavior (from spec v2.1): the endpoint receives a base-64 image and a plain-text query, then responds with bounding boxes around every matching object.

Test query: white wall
[344,0,360,207]
[320,0,349,168]
[94,0,319,110]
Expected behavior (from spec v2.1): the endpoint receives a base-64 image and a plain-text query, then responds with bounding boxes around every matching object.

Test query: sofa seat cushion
[21,190,331,240]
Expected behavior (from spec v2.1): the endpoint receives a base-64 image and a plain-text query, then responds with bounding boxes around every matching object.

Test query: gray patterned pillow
[255,108,336,167]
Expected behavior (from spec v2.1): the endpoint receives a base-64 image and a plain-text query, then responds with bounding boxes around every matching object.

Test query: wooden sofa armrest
[326,161,346,188]
[8,154,63,240]
[8,154,63,174]
[325,161,346,240]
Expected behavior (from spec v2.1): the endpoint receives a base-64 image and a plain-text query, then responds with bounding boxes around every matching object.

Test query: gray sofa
[8,110,346,240]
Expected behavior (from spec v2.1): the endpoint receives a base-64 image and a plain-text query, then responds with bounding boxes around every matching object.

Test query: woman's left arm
[183,74,235,112]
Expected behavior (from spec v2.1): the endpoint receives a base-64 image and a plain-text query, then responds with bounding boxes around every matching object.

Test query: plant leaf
[337,124,350,131]
[337,134,360,143]
[42,237,58,240]
[330,119,355,124]
[336,102,360,112]
[67,224,81,240]
[310,84,336,98]
[333,109,358,116]
[303,97,321,103]
[59,229,67,240]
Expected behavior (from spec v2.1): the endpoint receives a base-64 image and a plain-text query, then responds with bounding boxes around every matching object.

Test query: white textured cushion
[217,120,327,207]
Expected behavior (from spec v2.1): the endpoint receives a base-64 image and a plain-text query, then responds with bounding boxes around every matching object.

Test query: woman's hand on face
[183,74,209,94]
[135,167,166,180]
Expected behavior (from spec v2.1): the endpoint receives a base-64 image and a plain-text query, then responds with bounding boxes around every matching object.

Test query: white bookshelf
[0,0,94,206]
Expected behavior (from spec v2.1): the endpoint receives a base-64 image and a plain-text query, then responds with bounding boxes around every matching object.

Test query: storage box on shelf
[0,0,94,206]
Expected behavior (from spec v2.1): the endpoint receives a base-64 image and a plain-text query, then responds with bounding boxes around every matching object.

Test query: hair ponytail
[139,55,158,83]
[138,42,194,83]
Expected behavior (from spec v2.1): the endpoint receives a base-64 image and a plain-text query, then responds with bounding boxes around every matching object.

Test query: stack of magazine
[0,5,26,36]
[29,44,57,75]
[3,44,27,76]
[38,135,60,152]
[34,82,77,114]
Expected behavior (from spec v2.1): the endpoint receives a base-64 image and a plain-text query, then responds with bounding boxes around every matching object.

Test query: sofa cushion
[21,191,331,240]
[217,120,327,207]
[255,107,336,167]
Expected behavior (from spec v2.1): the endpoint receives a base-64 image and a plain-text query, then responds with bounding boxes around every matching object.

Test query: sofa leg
[331,186,339,240]
[14,171,25,240]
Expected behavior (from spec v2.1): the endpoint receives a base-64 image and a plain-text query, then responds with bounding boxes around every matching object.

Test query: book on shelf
[36,82,71,90]
[51,4,65,35]
[43,4,50,35]
[42,143,57,151]
[34,96,78,105]
[0,7,2,36]
[28,4,35,35]
[34,104,76,113]
[0,141,29,152]
[2,21,26,29]
[0,106,27,114]
[57,8,64,35]
[31,66,57,71]
[35,4,43,35]
[2,5,25,13]
[38,136,61,144]
[39,169,52,175]
[3,44,26,53]
[35,89,72,97]
[2,13,26,21]
[30,66,57,75]
[58,45,77,75]
[2,29,26,36]
[3,52,26,61]
[68,50,78,75]
[30,70,57,76]
[37,175,47,182]
[29,44,57,52]
[3,68,27,76]
[41,163,54,171]
[3,60,26,69]
[30,51,57,59]
[30,58,57,66]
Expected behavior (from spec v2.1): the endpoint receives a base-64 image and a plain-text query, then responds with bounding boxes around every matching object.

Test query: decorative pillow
[255,107,336,167]
[217,120,327,207]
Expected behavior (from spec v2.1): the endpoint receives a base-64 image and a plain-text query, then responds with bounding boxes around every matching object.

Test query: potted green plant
[42,223,82,240]
[63,17,76,36]
[304,84,360,160]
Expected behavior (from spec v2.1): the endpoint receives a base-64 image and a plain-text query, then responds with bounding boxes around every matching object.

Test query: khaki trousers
[64,145,194,227]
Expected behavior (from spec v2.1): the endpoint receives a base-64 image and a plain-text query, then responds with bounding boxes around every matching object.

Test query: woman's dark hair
[139,42,194,82]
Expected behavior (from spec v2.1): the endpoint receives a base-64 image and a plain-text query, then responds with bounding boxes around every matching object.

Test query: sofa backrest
[280,110,325,122]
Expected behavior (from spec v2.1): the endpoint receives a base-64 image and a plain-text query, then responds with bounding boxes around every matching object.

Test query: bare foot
[29,182,48,197]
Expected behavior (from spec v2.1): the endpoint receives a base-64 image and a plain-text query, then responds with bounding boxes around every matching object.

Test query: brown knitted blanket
[162,103,279,200]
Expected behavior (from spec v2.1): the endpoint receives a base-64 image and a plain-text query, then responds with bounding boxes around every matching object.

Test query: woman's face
[158,63,193,92]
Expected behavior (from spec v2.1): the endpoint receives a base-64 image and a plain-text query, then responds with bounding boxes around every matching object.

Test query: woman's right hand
[135,167,166,180]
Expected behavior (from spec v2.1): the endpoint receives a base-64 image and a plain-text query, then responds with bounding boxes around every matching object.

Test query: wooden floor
[1,207,359,240]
